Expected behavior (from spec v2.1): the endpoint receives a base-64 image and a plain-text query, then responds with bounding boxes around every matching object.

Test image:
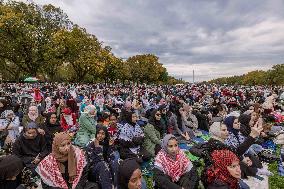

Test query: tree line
[207,64,284,86]
[0,1,182,84]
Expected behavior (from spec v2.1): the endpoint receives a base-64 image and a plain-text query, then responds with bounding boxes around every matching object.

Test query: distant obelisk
[193,70,195,84]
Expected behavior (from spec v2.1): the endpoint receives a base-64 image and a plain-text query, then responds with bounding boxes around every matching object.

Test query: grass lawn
[268,161,284,188]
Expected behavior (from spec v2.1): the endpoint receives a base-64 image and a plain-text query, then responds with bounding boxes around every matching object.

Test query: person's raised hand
[181,132,190,141]
[38,128,45,135]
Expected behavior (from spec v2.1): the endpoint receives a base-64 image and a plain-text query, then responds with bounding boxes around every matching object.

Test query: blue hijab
[224,116,239,138]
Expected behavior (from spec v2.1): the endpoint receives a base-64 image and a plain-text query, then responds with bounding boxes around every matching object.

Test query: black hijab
[118,159,141,189]
[45,112,60,128]
[224,116,239,138]
[44,112,62,152]
[44,112,62,136]
[149,109,165,135]
[239,114,251,137]
[0,155,23,182]
[123,110,136,127]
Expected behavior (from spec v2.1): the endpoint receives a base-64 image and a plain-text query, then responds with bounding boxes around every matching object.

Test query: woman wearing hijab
[195,119,263,162]
[190,120,262,163]
[225,116,264,172]
[74,105,97,147]
[66,96,79,118]
[95,98,110,120]
[190,120,264,179]
[60,107,78,132]
[150,109,166,137]
[36,132,97,189]
[43,112,63,152]
[153,134,199,189]
[118,159,143,189]
[22,105,45,135]
[80,97,91,113]
[0,110,20,148]
[118,110,150,162]
[239,114,253,137]
[194,107,210,131]
[0,155,25,189]
[224,116,246,149]
[206,150,243,189]
[158,105,169,133]
[142,109,162,157]
[86,125,117,189]
[12,122,48,176]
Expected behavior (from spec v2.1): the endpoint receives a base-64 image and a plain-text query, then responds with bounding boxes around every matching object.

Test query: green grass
[144,176,154,189]
[268,145,284,189]
[268,161,284,189]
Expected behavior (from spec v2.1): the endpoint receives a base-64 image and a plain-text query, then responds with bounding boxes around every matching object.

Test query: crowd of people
[1,82,284,189]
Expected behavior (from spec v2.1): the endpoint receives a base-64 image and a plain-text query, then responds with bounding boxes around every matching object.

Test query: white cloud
[17,0,284,81]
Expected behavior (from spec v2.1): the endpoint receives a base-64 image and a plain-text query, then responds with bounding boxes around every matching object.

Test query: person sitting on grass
[12,122,48,176]
[36,132,97,189]
[153,134,199,189]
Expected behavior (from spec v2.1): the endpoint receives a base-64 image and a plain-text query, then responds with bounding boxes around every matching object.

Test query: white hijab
[209,122,224,142]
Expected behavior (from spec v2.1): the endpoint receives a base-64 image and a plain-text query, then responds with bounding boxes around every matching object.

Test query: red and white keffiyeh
[154,149,192,182]
[36,146,86,189]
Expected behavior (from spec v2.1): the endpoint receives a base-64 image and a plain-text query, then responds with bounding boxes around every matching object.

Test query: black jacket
[207,180,232,189]
[43,123,63,153]
[12,134,49,165]
[153,167,199,189]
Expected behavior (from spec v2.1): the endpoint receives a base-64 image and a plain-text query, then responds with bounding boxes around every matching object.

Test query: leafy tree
[0,1,179,84]
[52,26,104,81]
[266,64,284,85]
[209,64,284,86]
[98,46,119,83]
[127,54,166,83]
[0,1,70,77]
[242,70,267,85]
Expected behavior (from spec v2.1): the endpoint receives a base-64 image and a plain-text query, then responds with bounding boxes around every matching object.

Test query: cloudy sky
[24,0,284,81]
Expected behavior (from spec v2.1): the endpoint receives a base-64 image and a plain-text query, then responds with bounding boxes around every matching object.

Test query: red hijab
[207,149,240,189]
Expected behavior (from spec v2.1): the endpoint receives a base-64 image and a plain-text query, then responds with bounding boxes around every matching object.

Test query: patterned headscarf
[155,134,192,182]
[207,149,240,189]
[1,109,14,119]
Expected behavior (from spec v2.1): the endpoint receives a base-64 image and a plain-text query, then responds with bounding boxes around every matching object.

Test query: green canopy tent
[24,77,39,82]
